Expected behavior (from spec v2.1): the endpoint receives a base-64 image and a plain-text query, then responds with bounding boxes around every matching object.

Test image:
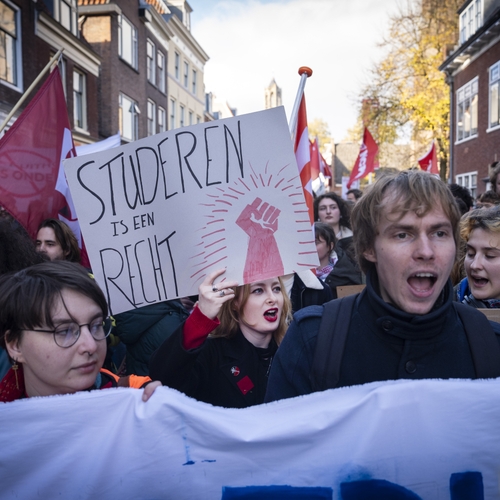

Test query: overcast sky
[188,0,402,142]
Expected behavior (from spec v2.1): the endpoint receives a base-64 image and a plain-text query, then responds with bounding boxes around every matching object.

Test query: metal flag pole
[0,48,64,135]
[288,66,313,139]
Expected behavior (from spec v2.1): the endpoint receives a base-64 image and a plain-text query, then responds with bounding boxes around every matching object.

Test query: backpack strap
[454,303,500,379]
[310,293,359,391]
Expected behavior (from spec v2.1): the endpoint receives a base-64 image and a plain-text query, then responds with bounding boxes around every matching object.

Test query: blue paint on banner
[341,479,422,499]
[450,472,484,500]
[221,485,332,499]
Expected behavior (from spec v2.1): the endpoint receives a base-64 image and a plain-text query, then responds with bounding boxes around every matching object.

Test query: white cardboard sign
[64,108,318,314]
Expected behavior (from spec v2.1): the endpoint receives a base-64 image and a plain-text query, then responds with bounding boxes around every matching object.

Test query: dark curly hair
[313,192,352,230]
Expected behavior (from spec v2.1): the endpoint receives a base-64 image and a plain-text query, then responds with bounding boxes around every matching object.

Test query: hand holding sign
[236,197,284,283]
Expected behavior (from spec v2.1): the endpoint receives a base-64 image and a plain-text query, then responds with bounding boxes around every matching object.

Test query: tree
[356,0,461,179]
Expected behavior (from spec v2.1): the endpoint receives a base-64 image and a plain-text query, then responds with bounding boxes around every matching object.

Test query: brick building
[440,0,500,198]
[0,0,101,144]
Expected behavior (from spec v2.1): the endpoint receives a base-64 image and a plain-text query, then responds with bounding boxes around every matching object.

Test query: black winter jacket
[114,300,189,376]
[265,271,500,402]
[150,325,276,408]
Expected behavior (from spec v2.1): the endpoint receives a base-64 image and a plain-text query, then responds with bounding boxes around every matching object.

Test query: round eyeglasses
[27,317,113,348]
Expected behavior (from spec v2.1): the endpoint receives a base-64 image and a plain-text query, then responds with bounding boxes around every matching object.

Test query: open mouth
[264,308,279,322]
[407,272,437,293]
[471,276,489,287]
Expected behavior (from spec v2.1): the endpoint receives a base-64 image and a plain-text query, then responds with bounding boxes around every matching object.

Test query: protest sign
[1,378,499,499]
[63,107,319,315]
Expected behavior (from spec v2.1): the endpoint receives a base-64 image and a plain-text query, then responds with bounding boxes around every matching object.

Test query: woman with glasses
[0,261,160,402]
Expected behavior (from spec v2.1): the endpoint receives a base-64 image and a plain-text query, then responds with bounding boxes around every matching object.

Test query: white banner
[63,107,318,315]
[1,378,499,499]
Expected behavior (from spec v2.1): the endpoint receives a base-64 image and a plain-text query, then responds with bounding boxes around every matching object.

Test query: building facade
[163,0,208,130]
[0,0,101,144]
[441,0,500,197]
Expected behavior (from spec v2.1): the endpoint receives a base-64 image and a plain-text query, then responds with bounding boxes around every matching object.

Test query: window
[460,0,482,44]
[183,61,188,88]
[192,69,197,95]
[158,106,166,133]
[456,171,478,199]
[489,62,500,129]
[0,0,20,87]
[118,15,138,69]
[180,105,185,127]
[157,51,165,92]
[147,99,156,136]
[169,98,176,130]
[189,110,193,125]
[119,93,139,141]
[174,52,180,79]
[73,70,87,130]
[146,39,155,84]
[53,0,78,36]
[457,78,478,142]
[196,115,201,124]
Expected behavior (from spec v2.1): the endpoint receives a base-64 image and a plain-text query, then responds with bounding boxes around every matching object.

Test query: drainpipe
[446,71,454,184]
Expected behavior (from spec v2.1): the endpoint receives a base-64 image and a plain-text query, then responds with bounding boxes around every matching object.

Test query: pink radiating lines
[191,162,314,286]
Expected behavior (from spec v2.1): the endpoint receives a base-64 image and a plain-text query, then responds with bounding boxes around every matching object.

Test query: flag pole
[288,66,313,138]
[0,48,64,135]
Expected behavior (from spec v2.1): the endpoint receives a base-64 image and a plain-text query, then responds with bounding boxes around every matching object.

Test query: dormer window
[460,0,482,44]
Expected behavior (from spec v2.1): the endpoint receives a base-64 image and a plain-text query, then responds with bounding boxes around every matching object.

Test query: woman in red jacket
[149,269,292,408]
[0,261,160,402]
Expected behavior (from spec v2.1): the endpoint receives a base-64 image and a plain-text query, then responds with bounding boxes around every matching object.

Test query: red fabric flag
[309,138,320,181]
[319,149,332,178]
[0,67,89,267]
[418,141,439,175]
[347,127,378,189]
[294,95,314,224]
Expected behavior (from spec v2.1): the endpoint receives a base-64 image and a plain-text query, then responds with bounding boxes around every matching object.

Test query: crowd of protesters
[1,169,500,408]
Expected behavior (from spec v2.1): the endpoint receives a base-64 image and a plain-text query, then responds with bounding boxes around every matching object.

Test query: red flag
[418,141,439,175]
[309,138,320,181]
[294,95,314,224]
[0,68,89,267]
[347,127,378,189]
[319,148,332,178]
[310,137,332,183]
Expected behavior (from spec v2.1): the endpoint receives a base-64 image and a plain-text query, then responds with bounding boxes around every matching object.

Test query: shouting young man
[265,170,500,401]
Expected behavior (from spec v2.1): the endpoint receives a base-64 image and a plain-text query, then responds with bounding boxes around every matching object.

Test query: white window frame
[192,69,197,95]
[118,15,138,69]
[158,106,166,133]
[456,77,478,143]
[146,39,155,84]
[0,0,22,91]
[174,52,180,80]
[147,99,156,136]
[183,61,189,88]
[180,104,185,127]
[73,69,87,131]
[196,115,201,124]
[188,110,193,125]
[489,61,500,131]
[456,171,478,200]
[157,50,165,93]
[169,98,176,130]
[460,0,483,44]
[119,93,139,142]
[54,0,78,36]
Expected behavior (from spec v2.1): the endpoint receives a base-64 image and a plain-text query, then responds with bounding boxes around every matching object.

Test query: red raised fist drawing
[236,197,284,282]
